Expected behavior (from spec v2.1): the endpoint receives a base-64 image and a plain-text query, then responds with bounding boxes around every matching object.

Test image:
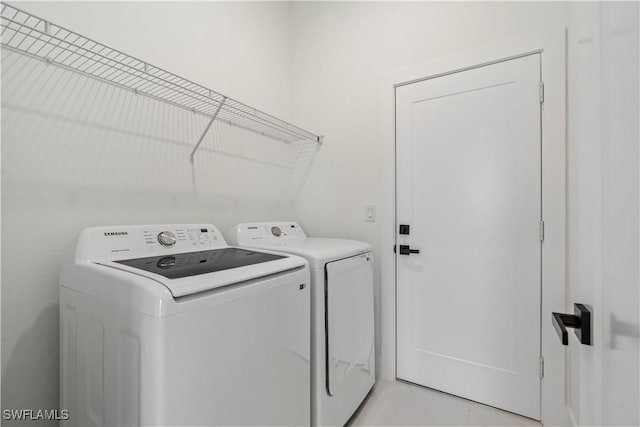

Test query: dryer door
[326,252,375,396]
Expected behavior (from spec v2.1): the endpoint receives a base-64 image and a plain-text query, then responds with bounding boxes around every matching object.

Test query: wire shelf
[0,3,322,152]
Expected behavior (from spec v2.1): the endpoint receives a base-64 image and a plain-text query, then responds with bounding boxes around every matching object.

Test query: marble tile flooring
[347,379,542,427]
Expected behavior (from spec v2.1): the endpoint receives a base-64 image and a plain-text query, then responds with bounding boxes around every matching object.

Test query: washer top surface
[69,224,305,298]
[229,222,371,268]
[115,247,286,280]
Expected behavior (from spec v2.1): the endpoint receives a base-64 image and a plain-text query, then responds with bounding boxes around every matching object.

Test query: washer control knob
[271,226,282,237]
[157,231,176,246]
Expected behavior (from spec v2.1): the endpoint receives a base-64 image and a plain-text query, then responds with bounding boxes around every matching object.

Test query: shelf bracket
[190,96,226,163]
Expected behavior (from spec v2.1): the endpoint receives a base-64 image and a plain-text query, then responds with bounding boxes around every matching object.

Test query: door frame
[378,28,567,425]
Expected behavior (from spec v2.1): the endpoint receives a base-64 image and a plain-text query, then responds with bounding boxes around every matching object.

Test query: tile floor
[347,379,542,427]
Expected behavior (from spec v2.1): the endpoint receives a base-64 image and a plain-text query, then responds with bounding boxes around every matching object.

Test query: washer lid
[96,247,306,297]
[246,238,371,269]
[113,247,285,279]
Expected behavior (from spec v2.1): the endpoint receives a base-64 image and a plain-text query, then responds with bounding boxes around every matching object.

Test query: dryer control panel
[231,222,307,246]
[77,224,227,261]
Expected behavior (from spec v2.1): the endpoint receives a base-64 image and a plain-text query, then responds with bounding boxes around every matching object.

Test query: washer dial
[271,226,282,237]
[157,231,177,246]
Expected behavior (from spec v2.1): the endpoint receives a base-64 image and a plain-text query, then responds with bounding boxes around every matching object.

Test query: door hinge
[539,81,545,104]
[539,356,544,379]
[540,220,545,242]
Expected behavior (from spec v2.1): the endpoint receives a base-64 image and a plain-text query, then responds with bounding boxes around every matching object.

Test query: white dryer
[60,224,310,426]
[228,222,375,427]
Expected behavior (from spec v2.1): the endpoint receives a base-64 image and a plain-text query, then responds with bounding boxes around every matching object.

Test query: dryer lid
[230,222,371,268]
[260,238,371,268]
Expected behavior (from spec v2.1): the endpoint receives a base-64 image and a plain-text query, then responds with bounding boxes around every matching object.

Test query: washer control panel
[142,226,220,248]
[232,222,307,246]
[79,224,226,261]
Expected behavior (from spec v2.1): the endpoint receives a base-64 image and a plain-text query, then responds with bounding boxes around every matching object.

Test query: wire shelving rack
[0,3,323,161]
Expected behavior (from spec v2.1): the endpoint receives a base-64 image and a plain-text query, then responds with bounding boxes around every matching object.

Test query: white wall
[288,1,569,379]
[1,2,309,423]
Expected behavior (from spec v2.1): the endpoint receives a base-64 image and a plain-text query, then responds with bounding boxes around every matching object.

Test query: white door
[566,2,639,425]
[395,54,542,419]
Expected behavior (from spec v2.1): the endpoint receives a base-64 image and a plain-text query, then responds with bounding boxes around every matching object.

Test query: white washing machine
[228,222,375,427]
[60,224,311,426]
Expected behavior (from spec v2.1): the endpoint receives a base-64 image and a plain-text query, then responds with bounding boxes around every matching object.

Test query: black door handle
[552,303,592,345]
[398,245,420,255]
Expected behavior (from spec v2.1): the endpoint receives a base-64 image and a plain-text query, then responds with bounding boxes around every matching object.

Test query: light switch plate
[365,205,376,222]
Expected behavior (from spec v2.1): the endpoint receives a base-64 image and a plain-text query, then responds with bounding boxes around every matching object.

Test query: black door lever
[398,245,420,255]
[552,303,592,345]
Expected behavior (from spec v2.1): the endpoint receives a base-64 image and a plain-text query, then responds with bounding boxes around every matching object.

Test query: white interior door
[566,3,639,426]
[395,54,542,419]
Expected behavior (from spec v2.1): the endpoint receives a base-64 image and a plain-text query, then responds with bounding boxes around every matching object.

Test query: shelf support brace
[190,96,226,163]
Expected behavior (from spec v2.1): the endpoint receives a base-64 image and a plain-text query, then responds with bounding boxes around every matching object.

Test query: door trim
[377,28,567,426]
